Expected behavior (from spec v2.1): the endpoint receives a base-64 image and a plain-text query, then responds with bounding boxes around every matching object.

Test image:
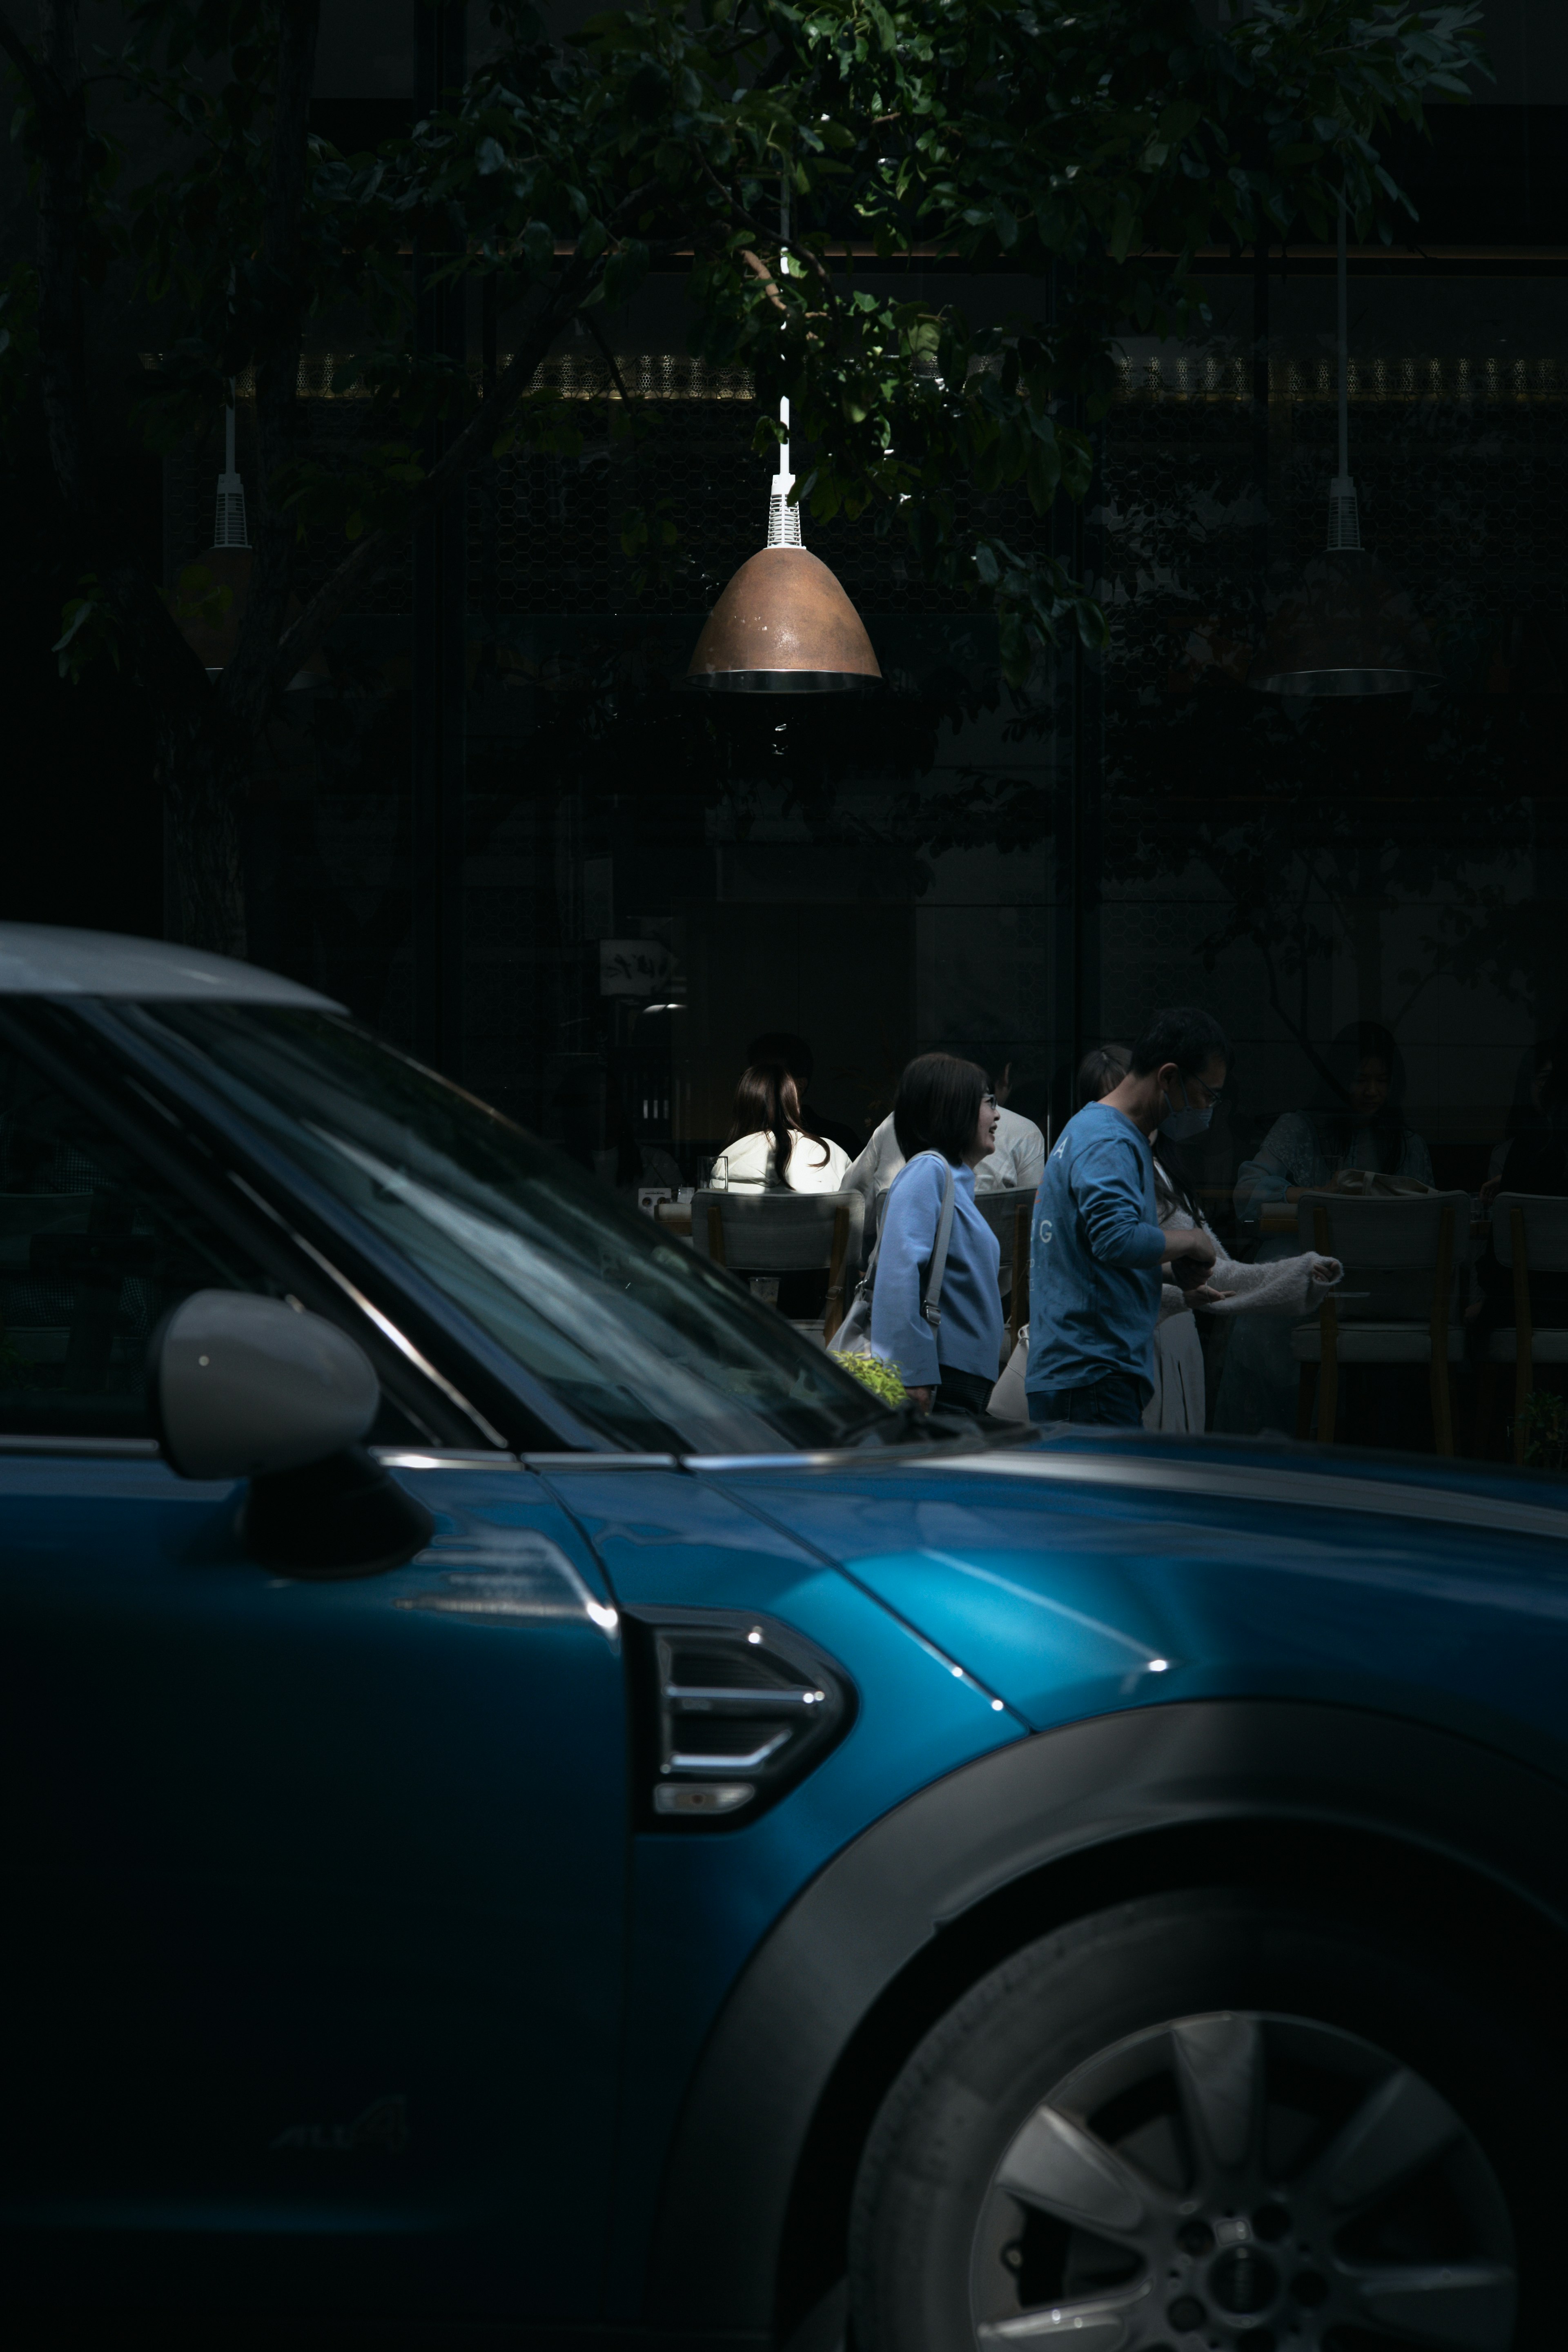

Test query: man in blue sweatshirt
[1026,1007,1229,1427]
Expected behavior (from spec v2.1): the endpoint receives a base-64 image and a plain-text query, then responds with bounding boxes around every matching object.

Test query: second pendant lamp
[682,198,880,695]
[1248,201,1439,698]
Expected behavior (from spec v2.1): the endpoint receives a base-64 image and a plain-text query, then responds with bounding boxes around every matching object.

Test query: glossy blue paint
[711,1443,1568,1777]
[1,1453,626,2315]
[534,1462,1025,2314]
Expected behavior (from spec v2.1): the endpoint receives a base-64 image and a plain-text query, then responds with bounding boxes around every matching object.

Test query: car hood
[697,1430,1568,1778]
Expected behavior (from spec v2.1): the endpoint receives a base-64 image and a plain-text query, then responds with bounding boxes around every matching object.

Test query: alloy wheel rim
[970,2011,1516,2352]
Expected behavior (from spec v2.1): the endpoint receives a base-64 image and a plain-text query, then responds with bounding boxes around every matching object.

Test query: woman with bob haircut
[869,1052,1004,1415]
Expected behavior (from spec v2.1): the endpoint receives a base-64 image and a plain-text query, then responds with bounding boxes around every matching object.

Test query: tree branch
[269,167,664,688]
[269,247,600,690]
[581,304,631,402]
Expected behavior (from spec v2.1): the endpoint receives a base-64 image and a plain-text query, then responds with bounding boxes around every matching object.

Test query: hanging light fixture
[1248,200,1439,697]
[682,190,880,695]
[173,385,327,689]
[172,389,252,679]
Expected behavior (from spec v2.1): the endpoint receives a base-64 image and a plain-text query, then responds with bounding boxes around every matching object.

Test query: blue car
[2,925,1563,2352]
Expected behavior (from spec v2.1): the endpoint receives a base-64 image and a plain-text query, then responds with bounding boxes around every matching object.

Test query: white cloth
[843,1106,1046,1209]
[1156,1180,1341,1434]
[708,1127,850,1194]
[989,1216,1343,1431]
[1147,1311,1205,1434]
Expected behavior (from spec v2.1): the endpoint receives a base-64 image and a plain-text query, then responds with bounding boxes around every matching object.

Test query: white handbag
[830,1154,957,1363]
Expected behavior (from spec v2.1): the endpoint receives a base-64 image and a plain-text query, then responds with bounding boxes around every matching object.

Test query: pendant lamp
[172,389,328,689]
[1248,202,1439,698]
[682,195,880,695]
[173,394,252,679]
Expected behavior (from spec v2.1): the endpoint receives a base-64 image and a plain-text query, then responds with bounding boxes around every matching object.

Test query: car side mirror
[152,1292,434,1577]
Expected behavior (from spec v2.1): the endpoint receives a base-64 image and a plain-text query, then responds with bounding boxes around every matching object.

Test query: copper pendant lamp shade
[682,189,880,696]
[684,545,881,693]
[1250,547,1439,697]
[1248,200,1439,701]
[172,395,328,688]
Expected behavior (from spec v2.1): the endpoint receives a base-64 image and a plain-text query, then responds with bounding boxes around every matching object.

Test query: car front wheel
[850,1889,1559,2352]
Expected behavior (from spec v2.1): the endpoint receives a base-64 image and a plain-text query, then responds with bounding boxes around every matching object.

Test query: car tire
[849,1887,1560,2352]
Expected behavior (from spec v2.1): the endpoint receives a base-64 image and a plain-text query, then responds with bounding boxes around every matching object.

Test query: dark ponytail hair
[726,1062,829,1185]
[1075,1046,1127,1109]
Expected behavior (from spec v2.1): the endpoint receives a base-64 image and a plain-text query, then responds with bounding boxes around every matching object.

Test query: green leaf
[1025,434,1061,515]
[867,3,898,56]
[602,237,648,307]
[998,611,1031,688]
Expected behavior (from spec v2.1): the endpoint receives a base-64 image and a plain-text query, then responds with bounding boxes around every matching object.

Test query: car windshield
[131,1004,890,1455]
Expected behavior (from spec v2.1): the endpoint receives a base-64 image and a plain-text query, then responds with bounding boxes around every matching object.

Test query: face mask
[1160,1076,1214,1140]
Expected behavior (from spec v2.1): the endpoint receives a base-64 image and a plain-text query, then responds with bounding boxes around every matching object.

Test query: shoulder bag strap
[920,1160,958,1330]
[851,1154,956,1318]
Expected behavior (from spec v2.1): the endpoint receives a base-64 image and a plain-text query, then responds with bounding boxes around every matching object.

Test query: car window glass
[134,1005,889,1453]
[0,1044,281,1440]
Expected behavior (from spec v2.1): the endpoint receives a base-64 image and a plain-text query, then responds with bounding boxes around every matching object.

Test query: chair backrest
[971,1185,1038,1288]
[1492,1192,1568,1272]
[690,1188,864,1276]
[1295,1190,1468,1321]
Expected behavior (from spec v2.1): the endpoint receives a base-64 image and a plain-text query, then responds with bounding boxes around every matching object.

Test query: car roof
[0,923,342,1008]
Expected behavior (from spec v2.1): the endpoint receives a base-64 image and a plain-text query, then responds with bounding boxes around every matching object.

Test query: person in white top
[708,1062,851,1194]
[845,1062,1045,1209]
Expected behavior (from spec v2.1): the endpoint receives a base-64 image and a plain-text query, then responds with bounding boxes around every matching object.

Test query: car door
[0,1034,626,2321]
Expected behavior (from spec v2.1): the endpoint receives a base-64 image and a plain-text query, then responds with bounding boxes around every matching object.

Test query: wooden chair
[690,1189,864,1345]
[1475,1193,1568,1465]
[971,1184,1038,1356]
[1289,1191,1468,1454]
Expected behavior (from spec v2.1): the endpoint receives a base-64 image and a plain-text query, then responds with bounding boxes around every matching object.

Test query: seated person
[1214,1021,1432,1435]
[709,1061,851,1325]
[1472,1037,1568,1345]
[1483,1024,1568,1201]
[1232,1021,1433,1221]
[708,1062,851,1194]
[746,1030,863,1160]
[845,1056,1045,1212]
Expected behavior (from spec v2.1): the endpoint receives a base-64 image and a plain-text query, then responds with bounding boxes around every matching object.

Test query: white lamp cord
[766,178,802,547]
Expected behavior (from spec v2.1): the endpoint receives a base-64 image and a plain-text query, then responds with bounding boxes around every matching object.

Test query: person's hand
[1479,1176,1502,1207]
[908,1385,935,1415]
[1163,1223,1217,1271]
[1185,1283,1230,1309]
[1308,1257,1343,1286]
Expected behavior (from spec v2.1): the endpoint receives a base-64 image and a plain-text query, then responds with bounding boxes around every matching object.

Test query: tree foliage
[0,0,1482,948]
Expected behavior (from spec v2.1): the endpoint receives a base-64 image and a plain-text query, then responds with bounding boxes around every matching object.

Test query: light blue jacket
[1025,1103,1168,1398]
[871,1154,1002,1389]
